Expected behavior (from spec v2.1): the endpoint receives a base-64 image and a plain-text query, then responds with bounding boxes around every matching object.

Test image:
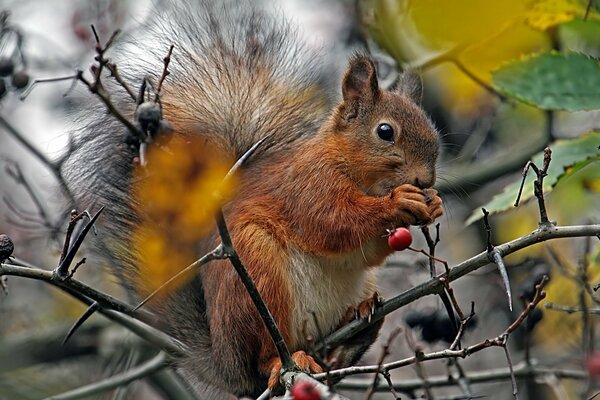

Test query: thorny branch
[322,224,600,350]
[316,276,548,382]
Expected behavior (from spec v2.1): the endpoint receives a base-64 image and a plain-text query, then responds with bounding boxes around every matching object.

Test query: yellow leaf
[131,137,236,295]
[524,0,578,31]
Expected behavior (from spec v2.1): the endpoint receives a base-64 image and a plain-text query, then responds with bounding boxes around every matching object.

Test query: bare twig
[514,147,553,226]
[545,302,600,315]
[503,345,519,399]
[133,246,225,311]
[0,262,156,326]
[365,328,402,400]
[155,45,175,102]
[482,207,513,311]
[106,62,136,101]
[0,115,76,208]
[54,207,103,279]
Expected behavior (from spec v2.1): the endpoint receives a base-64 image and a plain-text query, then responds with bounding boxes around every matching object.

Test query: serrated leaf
[492,52,600,111]
[466,132,600,225]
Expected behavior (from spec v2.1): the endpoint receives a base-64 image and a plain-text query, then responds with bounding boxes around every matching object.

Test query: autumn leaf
[131,137,235,295]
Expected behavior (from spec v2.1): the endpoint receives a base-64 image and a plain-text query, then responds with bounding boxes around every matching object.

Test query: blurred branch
[0,262,186,357]
[43,352,168,400]
[0,115,76,209]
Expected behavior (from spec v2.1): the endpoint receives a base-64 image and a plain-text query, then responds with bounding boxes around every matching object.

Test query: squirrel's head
[331,54,439,197]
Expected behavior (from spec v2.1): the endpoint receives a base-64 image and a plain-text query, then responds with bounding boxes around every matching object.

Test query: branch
[43,352,168,400]
[0,263,186,356]
[336,363,586,392]
[215,210,294,371]
[0,115,76,208]
[322,224,600,349]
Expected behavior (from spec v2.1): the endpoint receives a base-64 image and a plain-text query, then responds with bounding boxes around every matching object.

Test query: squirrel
[65,1,443,397]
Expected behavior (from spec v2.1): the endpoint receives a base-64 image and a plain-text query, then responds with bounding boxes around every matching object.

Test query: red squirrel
[66,1,443,397]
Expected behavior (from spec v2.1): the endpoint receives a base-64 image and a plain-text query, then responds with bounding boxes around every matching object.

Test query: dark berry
[136,102,162,135]
[11,70,30,89]
[0,234,14,263]
[519,268,550,302]
[0,58,14,77]
[405,309,477,344]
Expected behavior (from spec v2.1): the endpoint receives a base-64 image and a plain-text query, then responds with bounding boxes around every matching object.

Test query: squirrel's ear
[392,71,423,104]
[342,55,380,104]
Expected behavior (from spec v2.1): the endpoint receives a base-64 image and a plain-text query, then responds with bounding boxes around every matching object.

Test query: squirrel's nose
[414,174,435,189]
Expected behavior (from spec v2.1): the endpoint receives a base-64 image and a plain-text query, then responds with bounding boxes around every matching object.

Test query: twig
[4,160,55,230]
[106,62,136,101]
[449,303,476,350]
[0,115,76,208]
[133,246,225,311]
[514,147,553,227]
[54,207,103,279]
[43,352,168,400]
[503,345,519,399]
[18,73,80,100]
[215,210,294,371]
[584,0,594,20]
[544,302,600,314]
[483,207,513,311]
[365,328,402,400]
[155,45,174,102]
[0,262,156,326]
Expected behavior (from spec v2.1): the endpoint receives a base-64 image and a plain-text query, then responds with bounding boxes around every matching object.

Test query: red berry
[290,380,321,400]
[388,227,412,251]
[587,352,600,376]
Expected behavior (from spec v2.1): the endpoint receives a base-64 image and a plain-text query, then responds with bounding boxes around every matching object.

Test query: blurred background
[0,0,599,399]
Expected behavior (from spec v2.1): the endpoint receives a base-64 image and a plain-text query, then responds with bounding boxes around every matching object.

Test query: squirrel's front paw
[390,184,441,226]
[422,188,444,223]
[267,351,323,394]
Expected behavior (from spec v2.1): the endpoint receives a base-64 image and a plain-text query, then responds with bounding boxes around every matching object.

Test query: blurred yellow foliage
[131,137,235,295]
[365,0,594,111]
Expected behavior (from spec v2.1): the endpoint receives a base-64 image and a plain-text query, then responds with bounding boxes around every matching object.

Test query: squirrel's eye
[376,123,394,142]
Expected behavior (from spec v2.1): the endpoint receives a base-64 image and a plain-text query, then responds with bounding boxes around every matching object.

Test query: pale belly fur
[286,241,382,348]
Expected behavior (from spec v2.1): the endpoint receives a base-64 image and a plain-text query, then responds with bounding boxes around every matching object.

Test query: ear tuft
[342,55,380,103]
[393,71,423,104]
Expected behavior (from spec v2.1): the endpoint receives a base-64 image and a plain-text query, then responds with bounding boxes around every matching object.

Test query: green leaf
[466,132,600,225]
[492,52,600,111]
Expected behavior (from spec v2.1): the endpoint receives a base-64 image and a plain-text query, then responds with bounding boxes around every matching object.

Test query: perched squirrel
[66,1,443,397]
